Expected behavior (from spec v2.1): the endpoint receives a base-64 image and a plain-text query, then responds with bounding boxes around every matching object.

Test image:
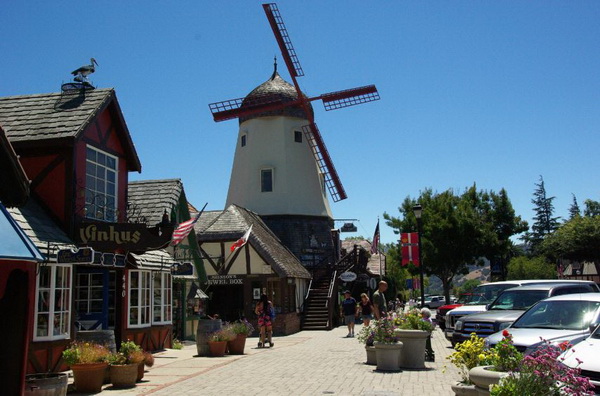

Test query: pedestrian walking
[255,294,274,348]
[358,293,374,326]
[340,290,357,337]
[372,281,388,319]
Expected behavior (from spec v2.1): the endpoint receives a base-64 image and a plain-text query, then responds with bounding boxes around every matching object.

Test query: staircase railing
[325,270,337,329]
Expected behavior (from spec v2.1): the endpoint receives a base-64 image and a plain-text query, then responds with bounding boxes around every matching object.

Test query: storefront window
[153,272,172,324]
[85,145,118,222]
[128,270,151,328]
[34,265,72,341]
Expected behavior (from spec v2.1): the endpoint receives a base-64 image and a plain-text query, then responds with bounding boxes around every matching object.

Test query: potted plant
[393,309,433,369]
[62,341,110,393]
[468,330,521,395]
[372,317,403,372]
[356,323,376,365]
[447,333,494,395]
[137,351,155,382]
[490,339,594,396]
[109,340,144,388]
[207,328,235,357]
[226,319,254,355]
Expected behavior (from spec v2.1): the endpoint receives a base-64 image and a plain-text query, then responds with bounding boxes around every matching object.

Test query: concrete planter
[374,342,403,372]
[468,366,508,396]
[365,345,376,365]
[451,382,478,396]
[395,329,428,369]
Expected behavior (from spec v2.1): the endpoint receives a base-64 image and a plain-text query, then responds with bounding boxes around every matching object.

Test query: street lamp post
[413,204,425,307]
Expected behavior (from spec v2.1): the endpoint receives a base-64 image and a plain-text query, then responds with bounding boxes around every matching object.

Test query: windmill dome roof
[239,68,312,124]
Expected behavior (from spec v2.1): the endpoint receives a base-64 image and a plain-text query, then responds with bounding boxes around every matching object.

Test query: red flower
[502,329,510,337]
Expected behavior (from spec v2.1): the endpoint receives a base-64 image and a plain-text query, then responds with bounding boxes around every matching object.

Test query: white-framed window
[153,272,172,324]
[34,265,72,341]
[261,168,273,192]
[128,270,151,328]
[85,145,118,222]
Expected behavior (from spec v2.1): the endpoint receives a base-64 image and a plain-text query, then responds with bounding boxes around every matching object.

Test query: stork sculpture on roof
[209,3,380,203]
[71,58,98,83]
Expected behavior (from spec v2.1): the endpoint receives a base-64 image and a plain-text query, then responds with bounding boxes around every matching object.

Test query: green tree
[525,176,560,253]
[384,186,526,303]
[542,215,600,263]
[569,194,581,220]
[584,199,600,217]
[459,279,481,294]
[506,256,556,280]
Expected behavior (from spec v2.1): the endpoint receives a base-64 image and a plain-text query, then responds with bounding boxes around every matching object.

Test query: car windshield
[465,284,519,305]
[456,294,474,304]
[489,290,548,310]
[512,300,600,330]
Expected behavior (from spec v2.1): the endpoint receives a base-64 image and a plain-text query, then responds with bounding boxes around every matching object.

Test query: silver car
[484,293,600,354]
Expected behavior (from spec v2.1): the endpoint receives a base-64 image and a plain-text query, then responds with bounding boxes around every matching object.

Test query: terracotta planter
[110,363,138,388]
[227,334,247,355]
[451,382,479,396]
[137,363,145,382]
[374,342,403,372]
[72,362,108,394]
[365,345,376,365]
[208,340,228,357]
[468,366,508,396]
[395,329,429,369]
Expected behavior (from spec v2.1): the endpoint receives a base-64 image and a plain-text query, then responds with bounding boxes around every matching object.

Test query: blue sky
[2,1,599,245]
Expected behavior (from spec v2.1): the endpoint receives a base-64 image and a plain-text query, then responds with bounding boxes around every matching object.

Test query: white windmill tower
[208,3,380,267]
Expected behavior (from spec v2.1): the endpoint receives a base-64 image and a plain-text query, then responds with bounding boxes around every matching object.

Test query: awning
[0,203,43,261]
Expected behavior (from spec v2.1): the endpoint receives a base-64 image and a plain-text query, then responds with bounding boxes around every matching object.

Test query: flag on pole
[401,232,420,266]
[371,220,380,254]
[230,224,253,252]
[171,203,207,246]
[413,277,421,291]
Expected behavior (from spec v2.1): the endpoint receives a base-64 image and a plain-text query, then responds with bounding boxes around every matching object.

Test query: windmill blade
[320,85,380,111]
[208,93,292,122]
[302,123,347,202]
[263,3,304,78]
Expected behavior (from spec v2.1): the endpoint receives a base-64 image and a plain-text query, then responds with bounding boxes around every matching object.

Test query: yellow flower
[478,353,486,361]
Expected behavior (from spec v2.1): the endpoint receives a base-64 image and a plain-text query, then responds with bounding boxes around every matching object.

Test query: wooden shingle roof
[196,204,311,279]
[128,179,183,225]
[0,88,141,172]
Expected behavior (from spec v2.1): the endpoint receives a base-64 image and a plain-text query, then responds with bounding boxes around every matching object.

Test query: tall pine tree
[569,194,581,219]
[526,176,560,252]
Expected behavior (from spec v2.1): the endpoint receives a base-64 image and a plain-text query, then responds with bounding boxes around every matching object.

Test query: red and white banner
[401,232,419,267]
[230,224,253,252]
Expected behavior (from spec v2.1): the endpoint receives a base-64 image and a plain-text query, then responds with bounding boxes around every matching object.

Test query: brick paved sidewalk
[76,325,460,395]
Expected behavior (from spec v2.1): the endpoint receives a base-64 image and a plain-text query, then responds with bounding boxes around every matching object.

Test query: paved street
[84,323,460,396]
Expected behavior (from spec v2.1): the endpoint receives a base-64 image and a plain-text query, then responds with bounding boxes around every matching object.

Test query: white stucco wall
[226,116,333,218]
[202,241,275,276]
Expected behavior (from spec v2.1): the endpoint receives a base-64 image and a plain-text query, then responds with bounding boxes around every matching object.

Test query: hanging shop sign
[57,247,95,264]
[207,274,243,286]
[87,251,126,268]
[75,221,174,252]
[339,271,357,282]
[172,262,194,276]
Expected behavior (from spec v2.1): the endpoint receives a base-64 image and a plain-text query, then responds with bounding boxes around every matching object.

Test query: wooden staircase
[302,274,334,330]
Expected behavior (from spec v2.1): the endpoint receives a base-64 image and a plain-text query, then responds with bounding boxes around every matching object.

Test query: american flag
[370,220,380,254]
[171,204,206,246]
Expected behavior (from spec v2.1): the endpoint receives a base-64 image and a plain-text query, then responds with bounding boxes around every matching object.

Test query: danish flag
[401,232,420,266]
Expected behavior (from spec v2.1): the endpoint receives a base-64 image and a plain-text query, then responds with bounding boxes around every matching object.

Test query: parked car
[421,295,445,309]
[485,293,600,353]
[560,321,600,390]
[436,293,476,330]
[444,279,600,345]
[452,283,596,346]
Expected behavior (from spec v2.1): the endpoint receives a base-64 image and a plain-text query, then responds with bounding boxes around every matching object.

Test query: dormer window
[85,146,118,222]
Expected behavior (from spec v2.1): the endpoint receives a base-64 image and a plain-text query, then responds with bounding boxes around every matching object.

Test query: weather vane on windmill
[208,3,380,204]
[61,58,98,93]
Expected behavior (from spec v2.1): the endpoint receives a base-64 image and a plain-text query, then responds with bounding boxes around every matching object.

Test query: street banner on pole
[401,232,419,266]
